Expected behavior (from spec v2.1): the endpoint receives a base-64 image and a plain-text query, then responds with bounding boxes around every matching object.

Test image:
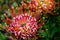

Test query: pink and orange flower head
[6,12,38,39]
[30,0,56,11]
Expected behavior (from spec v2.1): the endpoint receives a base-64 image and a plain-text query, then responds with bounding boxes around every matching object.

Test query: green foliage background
[0,0,60,40]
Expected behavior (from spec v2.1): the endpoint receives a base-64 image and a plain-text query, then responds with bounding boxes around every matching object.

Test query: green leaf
[37,37,49,40]
[0,32,7,40]
[20,0,22,2]
[40,32,47,37]
[0,24,4,30]
[28,0,30,2]
[12,2,17,7]
[44,14,60,38]
[0,0,4,4]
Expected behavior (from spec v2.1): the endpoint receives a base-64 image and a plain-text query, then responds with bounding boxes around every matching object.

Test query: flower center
[21,23,26,27]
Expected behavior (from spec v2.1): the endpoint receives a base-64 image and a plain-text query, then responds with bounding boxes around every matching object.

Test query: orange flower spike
[4,14,12,24]
[15,6,23,15]
[29,11,34,16]
[15,5,19,13]
[22,3,27,13]
[16,5,19,11]
[18,6,23,15]
[10,6,16,17]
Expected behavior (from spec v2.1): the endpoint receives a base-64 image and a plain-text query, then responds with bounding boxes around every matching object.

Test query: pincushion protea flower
[39,0,56,10]
[29,0,38,12]
[5,13,38,39]
[29,0,56,11]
